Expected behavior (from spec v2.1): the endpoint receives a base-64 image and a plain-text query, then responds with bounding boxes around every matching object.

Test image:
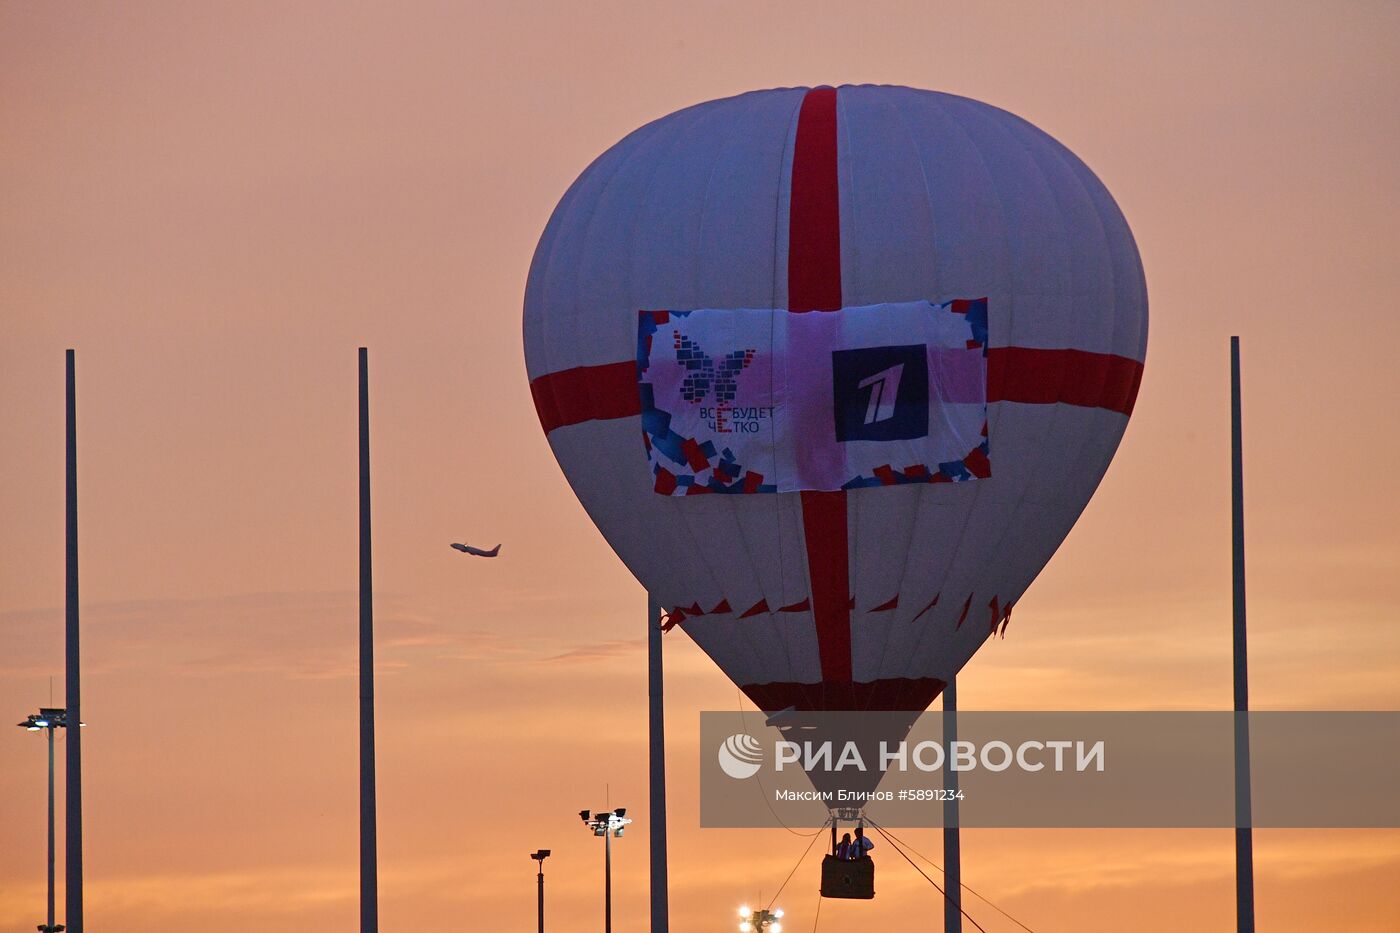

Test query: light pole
[357,347,378,933]
[1230,336,1255,931]
[64,349,83,933]
[738,904,785,933]
[646,595,669,933]
[579,808,631,933]
[943,677,961,933]
[530,849,550,933]
[17,707,74,933]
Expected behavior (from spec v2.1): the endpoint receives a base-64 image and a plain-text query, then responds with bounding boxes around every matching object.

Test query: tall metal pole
[536,860,546,933]
[942,677,962,933]
[604,826,613,933]
[358,348,379,933]
[647,595,670,933]
[64,349,83,933]
[47,724,56,932]
[1230,337,1255,932]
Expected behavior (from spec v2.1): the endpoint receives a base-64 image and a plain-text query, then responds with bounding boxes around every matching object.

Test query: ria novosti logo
[718,733,764,779]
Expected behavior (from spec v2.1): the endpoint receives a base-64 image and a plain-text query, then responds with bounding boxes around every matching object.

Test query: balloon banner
[637,299,990,495]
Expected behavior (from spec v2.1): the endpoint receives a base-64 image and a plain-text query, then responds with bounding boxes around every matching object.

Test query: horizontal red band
[530,360,640,435]
[987,346,1143,416]
[530,346,1143,435]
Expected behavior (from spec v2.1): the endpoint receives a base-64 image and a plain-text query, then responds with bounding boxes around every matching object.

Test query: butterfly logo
[674,332,756,405]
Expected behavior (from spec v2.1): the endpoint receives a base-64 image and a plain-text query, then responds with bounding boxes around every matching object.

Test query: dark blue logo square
[832,345,929,443]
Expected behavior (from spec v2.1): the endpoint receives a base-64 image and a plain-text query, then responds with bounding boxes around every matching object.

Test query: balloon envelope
[525,85,1146,718]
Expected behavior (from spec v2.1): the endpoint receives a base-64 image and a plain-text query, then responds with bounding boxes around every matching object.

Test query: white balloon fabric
[524,85,1146,714]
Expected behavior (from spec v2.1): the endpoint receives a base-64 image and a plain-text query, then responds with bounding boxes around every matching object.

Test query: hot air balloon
[523,84,1146,870]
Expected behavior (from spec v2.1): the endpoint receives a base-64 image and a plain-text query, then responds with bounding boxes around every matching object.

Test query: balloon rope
[868,818,1037,932]
[810,888,822,931]
[765,815,829,914]
[867,820,990,933]
[737,689,827,838]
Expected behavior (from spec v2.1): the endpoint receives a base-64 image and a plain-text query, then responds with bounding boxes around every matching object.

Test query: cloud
[536,638,643,664]
[0,590,505,681]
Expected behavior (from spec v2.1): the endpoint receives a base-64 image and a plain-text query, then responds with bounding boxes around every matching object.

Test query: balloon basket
[820,854,875,900]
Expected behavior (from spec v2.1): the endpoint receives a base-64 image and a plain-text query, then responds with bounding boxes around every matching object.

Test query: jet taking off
[451,542,501,558]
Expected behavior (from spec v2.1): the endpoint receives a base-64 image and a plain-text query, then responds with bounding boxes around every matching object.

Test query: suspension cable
[736,689,827,838]
[868,821,990,933]
[871,820,1037,933]
[766,816,830,912]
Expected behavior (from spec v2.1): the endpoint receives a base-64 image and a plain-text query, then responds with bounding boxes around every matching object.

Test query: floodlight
[580,803,630,931]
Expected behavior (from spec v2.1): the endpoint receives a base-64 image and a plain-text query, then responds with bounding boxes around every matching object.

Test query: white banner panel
[637,299,989,495]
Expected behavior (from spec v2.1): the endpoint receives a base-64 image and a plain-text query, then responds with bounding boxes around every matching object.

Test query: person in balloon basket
[835,832,853,860]
[851,826,875,859]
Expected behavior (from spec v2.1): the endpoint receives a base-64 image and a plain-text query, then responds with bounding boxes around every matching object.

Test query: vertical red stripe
[788,88,843,314]
[789,86,853,686]
[799,489,850,682]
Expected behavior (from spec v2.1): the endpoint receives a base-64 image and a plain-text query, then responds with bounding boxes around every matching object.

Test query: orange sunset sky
[2,2,1399,930]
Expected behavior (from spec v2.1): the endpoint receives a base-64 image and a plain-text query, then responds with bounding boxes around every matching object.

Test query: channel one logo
[831,345,930,442]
